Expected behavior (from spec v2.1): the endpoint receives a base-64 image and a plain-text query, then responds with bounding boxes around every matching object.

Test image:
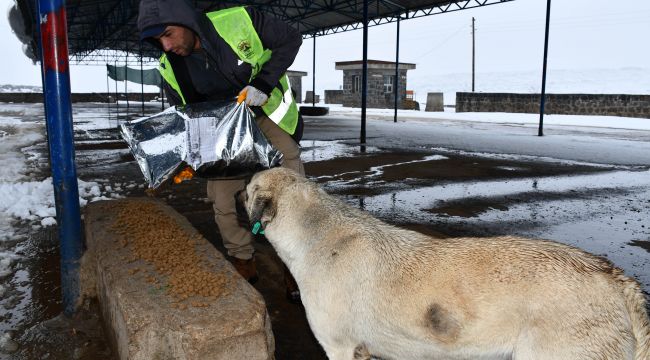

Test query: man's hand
[239,86,269,107]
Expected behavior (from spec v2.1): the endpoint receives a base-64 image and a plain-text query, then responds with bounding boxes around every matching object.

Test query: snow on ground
[0,103,121,327]
[0,177,119,240]
[319,103,650,131]
[0,104,121,242]
[0,108,45,242]
[0,116,43,183]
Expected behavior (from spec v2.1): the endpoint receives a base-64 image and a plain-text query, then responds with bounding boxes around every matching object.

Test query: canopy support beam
[394,15,400,123]
[538,0,552,136]
[360,0,369,145]
[37,0,82,316]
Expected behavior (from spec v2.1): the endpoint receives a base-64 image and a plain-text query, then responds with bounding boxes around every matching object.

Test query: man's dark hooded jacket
[137,0,302,106]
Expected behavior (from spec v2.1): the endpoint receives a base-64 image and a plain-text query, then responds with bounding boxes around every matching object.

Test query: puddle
[306,143,617,197]
[358,170,650,221]
[629,240,650,253]
[425,187,630,218]
[307,152,447,183]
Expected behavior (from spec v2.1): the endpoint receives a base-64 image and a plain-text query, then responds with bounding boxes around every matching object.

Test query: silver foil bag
[120,100,283,188]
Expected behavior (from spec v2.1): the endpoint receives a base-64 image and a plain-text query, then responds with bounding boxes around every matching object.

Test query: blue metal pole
[37,0,82,316]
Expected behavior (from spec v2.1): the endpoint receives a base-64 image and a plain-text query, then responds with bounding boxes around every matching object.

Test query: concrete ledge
[81,198,274,360]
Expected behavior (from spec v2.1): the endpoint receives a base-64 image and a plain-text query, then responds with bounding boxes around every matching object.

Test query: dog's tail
[613,268,650,360]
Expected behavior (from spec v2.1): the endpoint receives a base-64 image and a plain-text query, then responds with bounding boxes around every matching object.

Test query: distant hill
[0,84,42,93]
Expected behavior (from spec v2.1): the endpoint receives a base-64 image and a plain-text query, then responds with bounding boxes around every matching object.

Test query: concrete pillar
[305,91,320,104]
[425,92,444,112]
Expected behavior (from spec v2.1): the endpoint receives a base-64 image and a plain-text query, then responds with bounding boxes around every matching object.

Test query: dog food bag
[120,100,283,189]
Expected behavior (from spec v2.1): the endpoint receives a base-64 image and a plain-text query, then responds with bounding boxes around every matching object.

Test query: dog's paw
[353,343,371,360]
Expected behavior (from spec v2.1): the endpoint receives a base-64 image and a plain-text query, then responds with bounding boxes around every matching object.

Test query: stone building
[286,70,307,103]
[334,60,416,108]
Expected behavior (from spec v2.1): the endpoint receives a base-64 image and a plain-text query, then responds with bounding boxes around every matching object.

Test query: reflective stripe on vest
[158,6,298,135]
[158,55,187,105]
[264,75,298,131]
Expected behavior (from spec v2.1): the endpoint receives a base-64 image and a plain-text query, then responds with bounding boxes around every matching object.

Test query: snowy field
[320,103,650,131]
[0,85,41,93]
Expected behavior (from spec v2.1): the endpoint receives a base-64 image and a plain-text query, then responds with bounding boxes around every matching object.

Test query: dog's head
[240,167,301,230]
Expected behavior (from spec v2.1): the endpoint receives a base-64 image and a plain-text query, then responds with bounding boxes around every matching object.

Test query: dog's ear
[249,190,276,226]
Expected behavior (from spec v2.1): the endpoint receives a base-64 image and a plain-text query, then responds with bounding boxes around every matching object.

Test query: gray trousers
[206,114,304,260]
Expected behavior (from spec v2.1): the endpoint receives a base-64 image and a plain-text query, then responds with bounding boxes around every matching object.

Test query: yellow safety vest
[158,6,298,135]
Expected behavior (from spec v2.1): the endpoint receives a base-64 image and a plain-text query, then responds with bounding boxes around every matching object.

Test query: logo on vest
[237,40,253,59]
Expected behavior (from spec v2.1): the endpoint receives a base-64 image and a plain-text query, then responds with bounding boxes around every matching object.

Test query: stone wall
[341,69,408,109]
[325,90,344,104]
[456,92,650,118]
[0,92,160,103]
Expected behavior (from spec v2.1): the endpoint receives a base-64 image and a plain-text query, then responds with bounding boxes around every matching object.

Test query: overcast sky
[1,0,649,95]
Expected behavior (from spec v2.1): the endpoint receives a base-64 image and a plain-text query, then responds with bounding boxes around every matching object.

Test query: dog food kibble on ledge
[109,202,228,309]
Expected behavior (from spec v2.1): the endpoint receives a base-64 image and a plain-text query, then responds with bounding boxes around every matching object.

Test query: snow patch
[0,331,19,354]
[0,253,18,278]
[40,217,56,227]
[0,177,109,241]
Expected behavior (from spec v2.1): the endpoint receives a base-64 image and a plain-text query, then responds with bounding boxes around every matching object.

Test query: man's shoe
[229,257,259,284]
[283,264,301,304]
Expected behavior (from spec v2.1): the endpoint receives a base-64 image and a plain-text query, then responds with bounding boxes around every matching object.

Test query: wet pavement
[2,103,649,359]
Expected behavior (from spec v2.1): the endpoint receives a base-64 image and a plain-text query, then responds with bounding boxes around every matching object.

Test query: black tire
[299,106,329,116]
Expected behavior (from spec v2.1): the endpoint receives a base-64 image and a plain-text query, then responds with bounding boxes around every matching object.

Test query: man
[137,0,304,302]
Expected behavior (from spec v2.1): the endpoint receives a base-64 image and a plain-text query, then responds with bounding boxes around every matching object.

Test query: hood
[137,0,204,45]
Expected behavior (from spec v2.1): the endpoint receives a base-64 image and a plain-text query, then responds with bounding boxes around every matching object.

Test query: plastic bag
[120,100,283,189]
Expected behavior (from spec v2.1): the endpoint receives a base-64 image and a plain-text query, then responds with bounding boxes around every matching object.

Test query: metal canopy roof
[12,0,513,64]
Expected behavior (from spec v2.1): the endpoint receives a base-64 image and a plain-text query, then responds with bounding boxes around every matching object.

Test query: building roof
[10,0,515,64]
[287,70,308,77]
[335,60,416,70]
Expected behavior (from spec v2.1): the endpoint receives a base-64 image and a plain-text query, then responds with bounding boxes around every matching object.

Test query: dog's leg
[322,345,362,360]
[353,343,372,360]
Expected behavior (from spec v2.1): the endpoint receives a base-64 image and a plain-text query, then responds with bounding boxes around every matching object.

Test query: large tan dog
[243,167,650,360]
